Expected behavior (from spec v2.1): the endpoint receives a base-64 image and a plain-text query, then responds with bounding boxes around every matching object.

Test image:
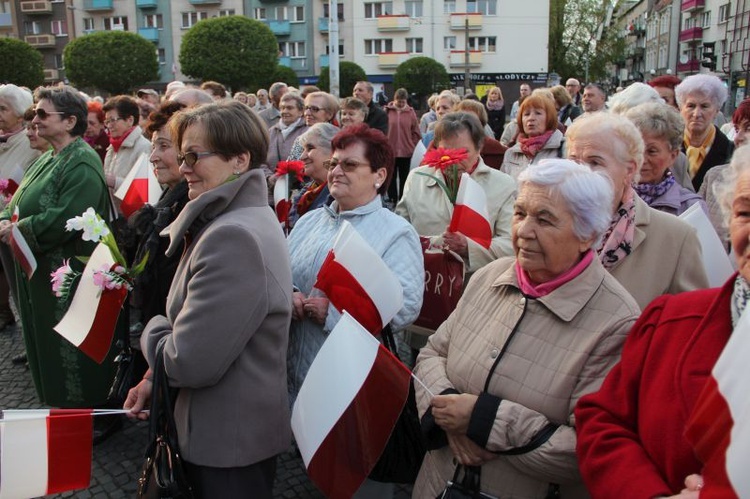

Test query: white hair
[518,159,614,245]
[300,122,339,154]
[717,144,750,227]
[0,84,33,117]
[607,83,662,115]
[675,74,728,108]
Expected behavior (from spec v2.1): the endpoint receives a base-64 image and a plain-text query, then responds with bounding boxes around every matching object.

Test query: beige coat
[608,195,709,310]
[395,159,516,272]
[501,129,565,181]
[103,127,151,214]
[0,131,41,179]
[413,256,640,498]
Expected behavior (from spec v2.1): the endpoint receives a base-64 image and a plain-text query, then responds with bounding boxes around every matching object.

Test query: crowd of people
[0,71,747,498]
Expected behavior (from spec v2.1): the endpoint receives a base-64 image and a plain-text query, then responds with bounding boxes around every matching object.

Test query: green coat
[1,137,117,407]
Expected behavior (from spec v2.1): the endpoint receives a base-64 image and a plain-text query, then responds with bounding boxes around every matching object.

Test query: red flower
[422,147,469,171]
[275,160,305,182]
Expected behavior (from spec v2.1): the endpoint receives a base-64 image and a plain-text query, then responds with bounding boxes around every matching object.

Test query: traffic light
[702,42,717,71]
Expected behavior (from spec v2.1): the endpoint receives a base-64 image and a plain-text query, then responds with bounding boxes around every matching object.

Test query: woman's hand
[303,296,329,325]
[0,220,12,244]
[443,231,469,258]
[292,291,307,321]
[655,475,704,499]
[431,393,478,434]
[446,432,497,466]
[123,377,153,421]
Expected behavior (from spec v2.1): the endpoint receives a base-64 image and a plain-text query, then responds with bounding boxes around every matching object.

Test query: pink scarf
[517,130,554,159]
[597,187,636,270]
[515,250,595,298]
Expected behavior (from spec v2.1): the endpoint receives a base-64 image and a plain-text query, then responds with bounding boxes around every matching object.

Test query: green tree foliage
[318,61,367,97]
[0,38,44,89]
[548,0,625,82]
[394,57,451,104]
[64,31,158,95]
[180,16,278,92]
[269,65,300,89]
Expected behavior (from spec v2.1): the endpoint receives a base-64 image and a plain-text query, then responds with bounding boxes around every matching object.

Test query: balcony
[83,0,113,11]
[138,27,159,42]
[43,69,59,81]
[0,13,12,27]
[24,34,56,47]
[136,0,158,8]
[189,0,221,4]
[677,59,701,72]
[279,57,307,71]
[377,14,410,32]
[681,0,705,12]
[20,1,53,15]
[266,19,290,35]
[679,26,703,43]
[378,51,410,68]
[449,50,482,68]
[628,24,646,37]
[450,13,482,30]
[318,17,328,33]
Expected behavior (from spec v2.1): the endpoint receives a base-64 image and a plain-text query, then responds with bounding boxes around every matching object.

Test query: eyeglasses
[177,151,218,168]
[323,158,371,172]
[304,105,323,113]
[103,117,124,127]
[34,108,65,120]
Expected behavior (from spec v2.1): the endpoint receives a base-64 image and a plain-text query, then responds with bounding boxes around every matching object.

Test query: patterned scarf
[486,98,504,111]
[684,125,716,178]
[518,130,554,160]
[296,181,327,217]
[731,275,750,328]
[633,171,676,205]
[597,187,637,270]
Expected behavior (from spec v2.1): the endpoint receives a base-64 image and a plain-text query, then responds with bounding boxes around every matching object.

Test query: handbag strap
[148,342,179,445]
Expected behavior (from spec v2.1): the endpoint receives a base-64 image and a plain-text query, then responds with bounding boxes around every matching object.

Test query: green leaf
[130,251,150,276]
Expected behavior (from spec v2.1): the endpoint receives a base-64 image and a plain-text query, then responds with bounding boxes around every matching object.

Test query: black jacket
[366,101,389,136]
[683,125,734,191]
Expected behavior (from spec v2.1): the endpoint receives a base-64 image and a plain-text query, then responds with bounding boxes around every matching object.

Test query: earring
[233,171,240,175]
[375,183,381,189]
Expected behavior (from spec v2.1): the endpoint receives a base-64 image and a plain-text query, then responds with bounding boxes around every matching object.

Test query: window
[467,0,497,15]
[83,17,95,31]
[181,11,207,29]
[254,7,266,21]
[406,37,423,53]
[444,36,456,50]
[279,41,305,58]
[405,0,422,18]
[0,1,9,14]
[325,42,345,57]
[219,9,235,17]
[364,38,392,55]
[719,3,731,23]
[144,14,163,29]
[323,3,344,21]
[275,6,302,21]
[364,2,392,19]
[51,19,67,36]
[720,38,728,55]
[684,16,696,29]
[157,48,166,64]
[24,21,42,35]
[54,53,64,69]
[443,0,456,13]
[104,16,128,31]
[660,13,669,34]
[468,36,496,52]
[701,11,711,28]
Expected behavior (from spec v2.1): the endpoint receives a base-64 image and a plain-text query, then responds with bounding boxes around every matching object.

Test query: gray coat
[143,169,293,467]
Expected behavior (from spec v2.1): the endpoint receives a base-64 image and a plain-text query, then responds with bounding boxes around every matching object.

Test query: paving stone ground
[0,323,413,498]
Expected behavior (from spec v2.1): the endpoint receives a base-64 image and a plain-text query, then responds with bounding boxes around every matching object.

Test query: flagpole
[0,409,147,422]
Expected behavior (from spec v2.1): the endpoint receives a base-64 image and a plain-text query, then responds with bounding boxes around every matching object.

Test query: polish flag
[448,173,492,249]
[0,409,93,499]
[114,154,163,218]
[9,207,37,279]
[313,220,404,335]
[54,243,126,363]
[4,163,24,195]
[685,298,750,498]
[291,312,411,499]
[273,174,291,225]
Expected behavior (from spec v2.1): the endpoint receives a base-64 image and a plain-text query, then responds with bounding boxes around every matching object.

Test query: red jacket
[385,103,421,158]
[575,277,734,499]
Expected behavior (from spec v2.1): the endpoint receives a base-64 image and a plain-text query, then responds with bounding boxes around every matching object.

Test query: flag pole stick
[410,372,435,398]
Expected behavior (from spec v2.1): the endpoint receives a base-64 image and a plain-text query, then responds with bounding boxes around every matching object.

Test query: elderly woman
[422,91,461,147]
[263,92,306,171]
[648,74,682,109]
[455,99,506,169]
[287,123,337,229]
[340,97,369,129]
[386,88,421,202]
[483,86,506,139]
[625,102,706,216]
[551,84,581,126]
[501,93,565,181]
[0,86,114,411]
[397,112,516,272]
[566,112,708,309]
[23,108,51,153]
[420,94,439,135]
[676,74,733,190]
[303,91,338,128]
[84,101,110,164]
[575,144,750,499]
[413,159,641,498]
[125,101,292,498]
[607,82,662,115]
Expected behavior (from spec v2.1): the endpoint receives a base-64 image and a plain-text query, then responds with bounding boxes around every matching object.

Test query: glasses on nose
[177,151,218,168]
[323,158,370,172]
[103,117,123,127]
[34,108,65,120]
[304,105,323,113]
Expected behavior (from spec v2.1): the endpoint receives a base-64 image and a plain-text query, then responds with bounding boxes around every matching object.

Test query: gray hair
[268,82,288,100]
[281,92,304,111]
[625,102,685,151]
[300,122,338,154]
[675,74,728,108]
[518,159,615,245]
[717,144,750,227]
[0,84,33,117]
[34,86,88,137]
[434,112,485,151]
[607,83,662,115]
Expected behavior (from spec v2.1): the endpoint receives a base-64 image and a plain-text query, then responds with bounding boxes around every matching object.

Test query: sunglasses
[323,158,371,172]
[34,108,65,120]
[177,151,218,168]
[304,105,324,113]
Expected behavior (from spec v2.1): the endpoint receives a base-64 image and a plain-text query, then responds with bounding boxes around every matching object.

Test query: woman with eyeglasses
[124,101,293,498]
[0,86,116,412]
[284,91,340,163]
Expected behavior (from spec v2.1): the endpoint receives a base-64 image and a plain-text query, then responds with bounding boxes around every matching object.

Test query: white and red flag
[448,173,492,249]
[291,312,411,499]
[3,163,24,195]
[0,409,93,499]
[114,154,162,218]
[273,173,291,226]
[54,243,126,363]
[8,207,37,279]
[313,220,404,335]
[685,298,750,499]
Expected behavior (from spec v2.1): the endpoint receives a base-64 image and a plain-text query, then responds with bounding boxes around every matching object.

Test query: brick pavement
[0,324,413,498]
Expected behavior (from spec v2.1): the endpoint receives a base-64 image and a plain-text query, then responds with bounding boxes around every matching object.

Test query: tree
[64,31,158,95]
[269,65,300,89]
[0,38,44,89]
[317,61,367,97]
[180,16,278,92]
[393,57,451,107]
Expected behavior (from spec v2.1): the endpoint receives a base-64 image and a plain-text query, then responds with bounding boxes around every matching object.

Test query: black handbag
[137,344,194,499]
[437,465,497,499]
[368,326,427,484]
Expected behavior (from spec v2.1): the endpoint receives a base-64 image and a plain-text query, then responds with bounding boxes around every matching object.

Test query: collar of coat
[323,194,383,218]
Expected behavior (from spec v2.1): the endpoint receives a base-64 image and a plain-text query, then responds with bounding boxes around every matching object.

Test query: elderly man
[566,78,582,106]
[169,88,214,108]
[581,83,607,114]
[352,81,388,135]
[258,82,288,129]
[510,82,531,120]
[136,88,160,106]
[256,89,271,111]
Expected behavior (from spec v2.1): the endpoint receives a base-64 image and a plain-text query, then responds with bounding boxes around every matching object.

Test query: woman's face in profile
[730,169,750,282]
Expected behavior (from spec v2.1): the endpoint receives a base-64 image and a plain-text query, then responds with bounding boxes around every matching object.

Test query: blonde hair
[455,99,488,126]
